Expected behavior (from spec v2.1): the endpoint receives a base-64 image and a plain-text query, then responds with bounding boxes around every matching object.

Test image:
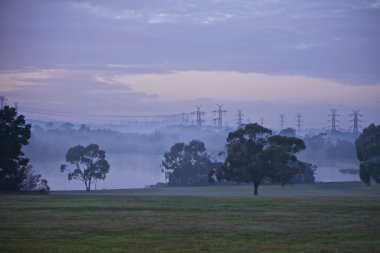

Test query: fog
[23,122,361,190]
[30,154,163,190]
[24,123,227,190]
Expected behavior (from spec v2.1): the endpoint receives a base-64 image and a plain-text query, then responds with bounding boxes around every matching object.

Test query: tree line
[1,104,379,194]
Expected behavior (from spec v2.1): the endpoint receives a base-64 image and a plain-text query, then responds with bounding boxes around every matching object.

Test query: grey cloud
[1,70,158,115]
[0,0,379,84]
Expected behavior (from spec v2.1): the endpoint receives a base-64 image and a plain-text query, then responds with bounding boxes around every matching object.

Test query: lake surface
[30,155,360,190]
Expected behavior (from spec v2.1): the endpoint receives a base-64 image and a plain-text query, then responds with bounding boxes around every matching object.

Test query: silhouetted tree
[356,124,380,185]
[279,127,296,137]
[21,166,50,193]
[60,144,110,191]
[327,140,357,161]
[291,163,316,184]
[209,123,310,195]
[161,140,219,186]
[264,135,307,185]
[78,124,90,132]
[45,121,54,129]
[61,122,74,131]
[0,105,50,192]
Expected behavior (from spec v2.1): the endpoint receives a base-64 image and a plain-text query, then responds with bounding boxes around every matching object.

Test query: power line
[236,109,243,129]
[280,114,285,129]
[213,104,226,129]
[260,117,264,127]
[296,113,302,130]
[20,106,191,119]
[193,105,205,128]
[0,95,7,109]
[328,109,340,133]
[350,109,363,138]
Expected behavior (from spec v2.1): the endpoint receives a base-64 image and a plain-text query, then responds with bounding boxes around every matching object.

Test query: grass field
[1,182,380,253]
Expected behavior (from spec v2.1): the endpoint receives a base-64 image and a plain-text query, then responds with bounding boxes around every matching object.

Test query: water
[30,155,360,190]
[30,154,165,190]
[315,166,360,182]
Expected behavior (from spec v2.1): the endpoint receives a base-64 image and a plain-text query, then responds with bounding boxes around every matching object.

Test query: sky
[0,0,379,129]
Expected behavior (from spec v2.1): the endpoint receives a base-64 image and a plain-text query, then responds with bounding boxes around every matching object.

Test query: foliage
[60,144,110,191]
[300,133,358,164]
[60,122,74,131]
[161,140,220,186]
[20,166,51,193]
[0,105,49,193]
[278,127,296,137]
[355,124,380,185]
[327,140,356,161]
[210,123,310,195]
[291,163,316,184]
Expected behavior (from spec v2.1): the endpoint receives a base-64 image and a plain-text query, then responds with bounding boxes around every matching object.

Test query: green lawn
[1,182,379,253]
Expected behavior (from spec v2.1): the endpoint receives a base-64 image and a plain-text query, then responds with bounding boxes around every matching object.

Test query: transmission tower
[193,105,205,128]
[296,113,302,130]
[280,114,285,129]
[180,112,188,126]
[328,109,340,133]
[14,102,18,112]
[350,109,362,138]
[236,110,243,129]
[213,104,227,129]
[0,95,6,109]
[260,117,264,127]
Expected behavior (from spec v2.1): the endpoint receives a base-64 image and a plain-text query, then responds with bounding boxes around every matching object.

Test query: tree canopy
[210,123,311,195]
[60,144,110,191]
[161,140,220,186]
[0,105,49,193]
[356,124,380,185]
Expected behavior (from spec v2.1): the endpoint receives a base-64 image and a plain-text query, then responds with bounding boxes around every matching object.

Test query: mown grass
[0,182,379,253]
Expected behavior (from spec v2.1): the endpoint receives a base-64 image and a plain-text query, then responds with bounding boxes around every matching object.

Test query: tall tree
[0,105,49,192]
[355,124,380,185]
[0,105,31,191]
[210,123,310,195]
[161,140,219,186]
[60,144,110,191]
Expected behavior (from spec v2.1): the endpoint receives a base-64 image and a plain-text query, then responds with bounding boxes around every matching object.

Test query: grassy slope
[0,182,379,253]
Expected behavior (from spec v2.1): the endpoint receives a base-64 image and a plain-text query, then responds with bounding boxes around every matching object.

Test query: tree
[264,135,307,185]
[355,124,380,185]
[161,140,219,186]
[210,123,310,195]
[327,140,357,161]
[78,124,90,132]
[21,166,51,193]
[0,105,50,192]
[60,144,110,191]
[60,122,74,131]
[279,127,296,137]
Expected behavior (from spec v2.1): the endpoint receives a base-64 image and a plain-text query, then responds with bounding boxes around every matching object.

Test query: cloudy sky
[0,0,379,129]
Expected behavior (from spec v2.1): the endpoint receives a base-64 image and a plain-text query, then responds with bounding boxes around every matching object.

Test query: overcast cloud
[0,0,379,128]
[1,0,380,83]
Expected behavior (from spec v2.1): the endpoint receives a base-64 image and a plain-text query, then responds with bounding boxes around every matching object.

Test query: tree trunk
[253,182,259,196]
[85,180,90,192]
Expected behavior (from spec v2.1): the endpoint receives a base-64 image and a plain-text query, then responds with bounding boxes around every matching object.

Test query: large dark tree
[0,105,31,191]
[356,124,380,185]
[210,123,310,195]
[161,140,219,186]
[0,105,49,192]
[60,144,110,191]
